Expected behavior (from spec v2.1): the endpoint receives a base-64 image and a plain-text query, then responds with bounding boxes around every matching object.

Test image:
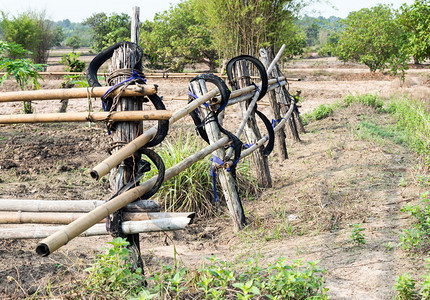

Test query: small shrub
[350,224,366,246]
[84,237,147,298]
[400,192,430,252]
[394,273,417,300]
[313,104,334,120]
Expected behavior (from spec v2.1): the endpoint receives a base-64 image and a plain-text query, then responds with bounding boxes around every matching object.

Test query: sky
[0,0,417,23]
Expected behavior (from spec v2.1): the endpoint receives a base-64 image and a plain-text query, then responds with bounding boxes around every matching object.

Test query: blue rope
[210,154,225,204]
[101,70,146,101]
[252,83,261,94]
[243,143,254,149]
[276,77,281,87]
[188,90,209,108]
[272,118,284,128]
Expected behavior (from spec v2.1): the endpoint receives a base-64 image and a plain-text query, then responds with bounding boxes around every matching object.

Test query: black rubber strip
[255,109,275,157]
[138,148,165,199]
[226,55,268,100]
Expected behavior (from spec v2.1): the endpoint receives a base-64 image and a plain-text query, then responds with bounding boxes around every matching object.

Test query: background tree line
[0,0,429,76]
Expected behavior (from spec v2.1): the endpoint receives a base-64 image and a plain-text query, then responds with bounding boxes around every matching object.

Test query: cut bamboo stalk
[2,217,193,239]
[0,85,157,103]
[0,211,194,224]
[89,88,219,180]
[0,110,173,124]
[37,136,229,256]
[0,199,161,212]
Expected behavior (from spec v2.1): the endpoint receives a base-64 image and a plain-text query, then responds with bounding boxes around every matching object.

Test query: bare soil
[0,56,430,299]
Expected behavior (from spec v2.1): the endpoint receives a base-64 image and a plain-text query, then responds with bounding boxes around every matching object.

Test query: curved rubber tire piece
[226,55,268,100]
[86,41,143,88]
[255,109,275,157]
[139,148,165,199]
[188,74,231,144]
[145,94,169,148]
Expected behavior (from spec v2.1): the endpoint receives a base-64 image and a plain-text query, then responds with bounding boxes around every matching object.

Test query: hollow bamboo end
[36,243,50,256]
[89,170,99,180]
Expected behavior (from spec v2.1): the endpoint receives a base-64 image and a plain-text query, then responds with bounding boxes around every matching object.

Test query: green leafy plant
[0,41,45,113]
[400,192,430,252]
[394,273,417,300]
[84,237,147,298]
[350,224,366,245]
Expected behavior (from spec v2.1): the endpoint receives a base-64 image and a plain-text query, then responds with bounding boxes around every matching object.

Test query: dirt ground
[0,56,430,299]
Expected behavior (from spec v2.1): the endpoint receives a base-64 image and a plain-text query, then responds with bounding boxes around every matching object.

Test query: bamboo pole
[0,199,161,212]
[2,217,193,239]
[0,85,157,103]
[0,211,194,224]
[36,136,229,256]
[0,111,173,124]
[89,88,218,180]
[0,71,301,81]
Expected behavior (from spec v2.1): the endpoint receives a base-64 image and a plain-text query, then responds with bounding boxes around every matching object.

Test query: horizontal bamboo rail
[0,211,194,224]
[1,217,193,239]
[0,110,173,124]
[0,85,157,102]
[0,71,301,81]
[0,199,161,212]
[36,137,229,256]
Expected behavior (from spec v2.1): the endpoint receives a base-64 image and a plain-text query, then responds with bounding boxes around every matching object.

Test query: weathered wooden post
[259,48,288,159]
[260,47,304,142]
[108,6,144,270]
[189,77,246,230]
[231,60,272,188]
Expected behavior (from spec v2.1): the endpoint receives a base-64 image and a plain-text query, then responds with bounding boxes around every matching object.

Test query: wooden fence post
[260,48,304,142]
[108,6,144,270]
[189,79,246,231]
[231,61,272,188]
[259,48,288,159]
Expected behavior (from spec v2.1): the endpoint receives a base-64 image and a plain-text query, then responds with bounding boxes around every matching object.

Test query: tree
[0,10,59,64]
[0,41,44,113]
[140,1,217,71]
[65,35,81,52]
[83,13,130,52]
[334,5,409,74]
[194,0,306,59]
[399,0,430,64]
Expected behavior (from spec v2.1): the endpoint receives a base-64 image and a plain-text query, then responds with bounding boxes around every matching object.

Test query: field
[0,53,430,299]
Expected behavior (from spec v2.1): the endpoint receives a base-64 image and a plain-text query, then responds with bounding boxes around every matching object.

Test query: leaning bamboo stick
[1,217,193,239]
[36,136,229,256]
[89,88,219,180]
[0,199,161,212]
[0,211,194,224]
[0,110,173,124]
[0,85,157,102]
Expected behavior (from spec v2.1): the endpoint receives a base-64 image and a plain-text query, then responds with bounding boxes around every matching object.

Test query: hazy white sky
[0,0,416,22]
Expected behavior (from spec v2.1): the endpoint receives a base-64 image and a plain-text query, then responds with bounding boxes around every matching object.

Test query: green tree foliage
[399,0,430,64]
[141,1,217,71]
[0,10,59,64]
[194,0,306,59]
[65,35,81,52]
[0,41,44,113]
[334,5,409,74]
[55,19,92,47]
[83,13,130,52]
